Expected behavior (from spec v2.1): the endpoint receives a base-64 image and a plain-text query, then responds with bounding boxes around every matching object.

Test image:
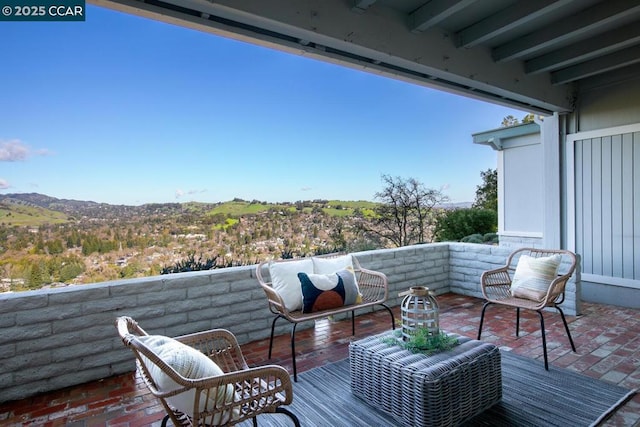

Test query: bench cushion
[269,258,313,311]
[312,254,354,275]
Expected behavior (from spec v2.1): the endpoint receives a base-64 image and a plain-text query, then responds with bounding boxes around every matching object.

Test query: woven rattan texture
[349,332,502,427]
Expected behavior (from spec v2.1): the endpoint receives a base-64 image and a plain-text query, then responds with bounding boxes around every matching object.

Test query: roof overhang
[90,0,640,116]
[472,122,540,151]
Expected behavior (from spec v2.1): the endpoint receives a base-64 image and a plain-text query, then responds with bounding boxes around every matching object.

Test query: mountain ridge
[0,192,472,226]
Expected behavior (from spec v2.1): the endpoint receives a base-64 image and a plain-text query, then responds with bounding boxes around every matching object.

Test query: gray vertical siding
[573,130,640,281]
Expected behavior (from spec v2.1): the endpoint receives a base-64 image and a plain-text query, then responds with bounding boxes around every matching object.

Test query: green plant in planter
[382,328,458,355]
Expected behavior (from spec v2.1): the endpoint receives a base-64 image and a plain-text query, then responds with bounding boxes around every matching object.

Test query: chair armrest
[229,364,294,405]
[166,363,294,424]
[543,273,571,304]
[256,261,290,316]
[480,266,512,301]
[357,267,388,303]
[175,329,250,373]
[166,331,294,423]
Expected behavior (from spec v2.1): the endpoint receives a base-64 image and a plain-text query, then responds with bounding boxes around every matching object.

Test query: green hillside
[0,195,379,227]
[0,203,68,226]
[208,201,276,216]
[207,199,378,218]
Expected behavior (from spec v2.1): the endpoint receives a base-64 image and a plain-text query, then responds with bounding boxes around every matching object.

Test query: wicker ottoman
[349,332,502,427]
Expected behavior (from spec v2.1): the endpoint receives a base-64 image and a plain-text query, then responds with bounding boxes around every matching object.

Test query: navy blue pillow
[297,268,361,313]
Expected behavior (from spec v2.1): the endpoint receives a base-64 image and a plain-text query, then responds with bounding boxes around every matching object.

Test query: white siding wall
[502,143,543,233]
[497,133,544,246]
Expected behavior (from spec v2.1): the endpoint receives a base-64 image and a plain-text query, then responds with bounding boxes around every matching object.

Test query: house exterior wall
[562,77,640,308]
[0,243,567,403]
[473,124,544,248]
[502,140,543,235]
[575,79,640,132]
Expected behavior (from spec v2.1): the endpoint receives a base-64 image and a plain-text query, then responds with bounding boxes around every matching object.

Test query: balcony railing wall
[0,243,580,403]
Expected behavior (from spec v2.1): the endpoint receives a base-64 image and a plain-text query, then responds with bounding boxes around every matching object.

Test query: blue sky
[1,5,526,206]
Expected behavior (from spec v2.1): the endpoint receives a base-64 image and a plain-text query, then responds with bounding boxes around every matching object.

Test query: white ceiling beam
[409,0,477,33]
[551,44,640,84]
[493,0,640,62]
[526,22,640,74]
[456,0,572,48]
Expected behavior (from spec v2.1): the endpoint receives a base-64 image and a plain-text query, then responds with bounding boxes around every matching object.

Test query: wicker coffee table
[349,331,502,427]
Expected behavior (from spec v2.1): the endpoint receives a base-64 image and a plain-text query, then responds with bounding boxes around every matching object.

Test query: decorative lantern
[399,286,439,342]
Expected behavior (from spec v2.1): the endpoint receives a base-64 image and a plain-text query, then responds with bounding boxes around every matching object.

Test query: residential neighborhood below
[1,192,477,292]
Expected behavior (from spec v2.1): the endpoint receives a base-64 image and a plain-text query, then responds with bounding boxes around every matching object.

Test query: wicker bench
[349,331,502,426]
[256,254,395,381]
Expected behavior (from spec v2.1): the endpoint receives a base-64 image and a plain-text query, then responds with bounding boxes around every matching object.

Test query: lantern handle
[398,286,431,297]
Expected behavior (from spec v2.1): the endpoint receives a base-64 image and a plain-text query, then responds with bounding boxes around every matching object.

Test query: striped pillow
[510,254,562,302]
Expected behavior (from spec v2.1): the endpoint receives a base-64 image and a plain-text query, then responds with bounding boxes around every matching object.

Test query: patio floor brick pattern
[1,293,638,426]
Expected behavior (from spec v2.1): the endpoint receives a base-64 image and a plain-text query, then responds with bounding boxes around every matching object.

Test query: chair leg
[380,303,396,330]
[291,323,298,382]
[351,310,355,335]
[516,307,521,337]
[536,310,549,370]
[276,407,302,427]
[557,306,577,352]
[477,301,492,340]
[161,415,170,427]
[252,416,258,427]
[268,315,282,360]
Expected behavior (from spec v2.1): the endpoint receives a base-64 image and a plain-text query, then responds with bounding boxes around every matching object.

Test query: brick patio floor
[1,293,638,426]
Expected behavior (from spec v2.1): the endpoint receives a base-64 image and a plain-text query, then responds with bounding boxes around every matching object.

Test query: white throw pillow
[138,335,239,424]
[312,254,354,274]
[510,254,562,302]
[268,258,313,311]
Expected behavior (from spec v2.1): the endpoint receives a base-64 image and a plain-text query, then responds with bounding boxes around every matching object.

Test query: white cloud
[0,140,29,161]
[300,187,312,192]
[0,178,10,189]
[176,189,207,199]
[0,139,53,161]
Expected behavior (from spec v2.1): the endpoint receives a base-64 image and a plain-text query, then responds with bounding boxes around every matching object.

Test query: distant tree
[501,113,536,127]
[363,175,448,247]
[522,113,536,123]
[59,261,85,282]
[501,115,519,127]
[25,260,48,288]
[329,221,347,251]
[434,208,497,242]
[473,169,498,212]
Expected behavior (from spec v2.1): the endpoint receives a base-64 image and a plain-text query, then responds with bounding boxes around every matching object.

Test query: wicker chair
[256,254,395,381]
[115,316,300,427]
[477,248,578,370]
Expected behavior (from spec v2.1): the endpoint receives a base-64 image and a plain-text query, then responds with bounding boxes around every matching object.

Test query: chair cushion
[312,254,359,289]
[510,254,562,302]
[298,266,362,313]
[138,335,239,424]
[269,258,314,311]
[312,254,354,274]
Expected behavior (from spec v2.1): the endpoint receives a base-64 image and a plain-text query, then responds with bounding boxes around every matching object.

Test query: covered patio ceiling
[92,0,640,115]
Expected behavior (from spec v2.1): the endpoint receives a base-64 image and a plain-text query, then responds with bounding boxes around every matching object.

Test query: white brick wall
[0,243,580,403]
